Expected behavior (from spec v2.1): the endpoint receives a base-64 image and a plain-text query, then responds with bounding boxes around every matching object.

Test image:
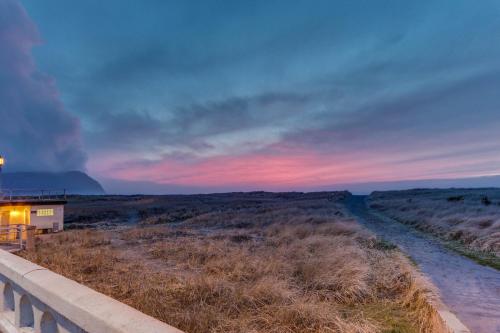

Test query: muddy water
[346,196,500,333]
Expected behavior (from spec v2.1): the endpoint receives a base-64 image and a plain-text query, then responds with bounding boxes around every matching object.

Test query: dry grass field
[63,192,329,228]
[369,189,500,260]
[21,192,443,333]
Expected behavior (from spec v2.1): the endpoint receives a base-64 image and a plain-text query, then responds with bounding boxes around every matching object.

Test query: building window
[36,209,54,217]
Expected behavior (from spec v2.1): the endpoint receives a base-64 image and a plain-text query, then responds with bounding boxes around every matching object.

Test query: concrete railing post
[13,290,21,328]
[33,306,43,333]
[0,280,5,310]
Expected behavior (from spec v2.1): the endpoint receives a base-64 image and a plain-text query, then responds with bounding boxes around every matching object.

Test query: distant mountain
[0,171,105,195]
[101,174,500,195]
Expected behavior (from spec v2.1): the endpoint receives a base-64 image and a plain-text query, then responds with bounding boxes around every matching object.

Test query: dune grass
[369,189,500,267]
[21,193,443,332]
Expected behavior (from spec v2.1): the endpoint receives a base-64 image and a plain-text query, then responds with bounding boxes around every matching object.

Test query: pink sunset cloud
[91,138,500,191]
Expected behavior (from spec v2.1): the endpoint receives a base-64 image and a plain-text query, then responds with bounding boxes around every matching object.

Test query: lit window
[36,209,54,217]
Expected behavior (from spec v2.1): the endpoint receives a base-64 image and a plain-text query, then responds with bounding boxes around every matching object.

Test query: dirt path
[346,195,500,333]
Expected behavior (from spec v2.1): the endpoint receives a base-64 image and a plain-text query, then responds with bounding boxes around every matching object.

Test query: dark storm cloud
[86,91,312,151]
[283,68,500,154]
[172,92,310,136]
[0,0,86,171]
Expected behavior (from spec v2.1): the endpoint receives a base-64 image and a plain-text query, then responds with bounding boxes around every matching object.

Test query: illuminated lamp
[10,210,21,218]
[0,155,4,193]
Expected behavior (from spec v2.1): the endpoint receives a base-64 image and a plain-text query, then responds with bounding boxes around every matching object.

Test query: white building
[0,199,66,233]
[0,155,66,235]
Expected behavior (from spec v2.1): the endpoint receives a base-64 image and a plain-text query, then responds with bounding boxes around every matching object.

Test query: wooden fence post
[25,226,36,251]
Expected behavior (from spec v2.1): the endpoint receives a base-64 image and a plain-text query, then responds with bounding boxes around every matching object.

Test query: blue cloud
[9,0,500,187]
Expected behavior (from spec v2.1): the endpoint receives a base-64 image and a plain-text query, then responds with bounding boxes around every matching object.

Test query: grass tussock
[22,193,442,333]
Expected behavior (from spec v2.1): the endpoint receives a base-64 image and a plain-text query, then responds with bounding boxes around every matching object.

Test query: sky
[2,0,500,193]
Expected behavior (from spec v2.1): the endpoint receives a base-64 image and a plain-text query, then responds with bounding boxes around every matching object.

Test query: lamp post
[0,155,4,197]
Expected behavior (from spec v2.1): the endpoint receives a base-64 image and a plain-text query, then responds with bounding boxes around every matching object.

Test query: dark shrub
[447,195,464,202]
[372,239,397,251]
[230,235,252,243]
[481,196,492,206]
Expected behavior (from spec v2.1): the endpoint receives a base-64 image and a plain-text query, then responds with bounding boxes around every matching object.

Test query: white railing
[0,225,35,252]
[0,189,67,202]
[0,250,183,333]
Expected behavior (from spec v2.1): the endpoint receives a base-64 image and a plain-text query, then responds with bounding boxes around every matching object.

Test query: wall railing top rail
[0,189,67,202]
[0,249,183,333]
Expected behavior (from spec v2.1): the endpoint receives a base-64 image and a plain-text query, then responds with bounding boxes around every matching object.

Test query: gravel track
[346,195,500,333]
